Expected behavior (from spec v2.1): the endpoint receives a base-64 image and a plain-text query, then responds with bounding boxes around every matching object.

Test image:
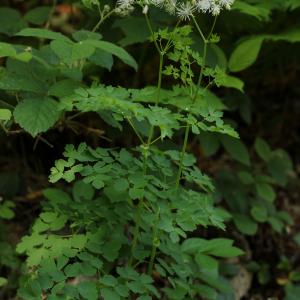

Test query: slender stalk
[127,118,145,144]
[67,111,84,121]
[192,15,207,43]
[150,135,162,145]
[148,240,158,274]
[148,208,160,275]
[45,0,57,29]
[129,17,165,267]
[145,13,161,53]
[208,15,218,40]
[92,9,115,32]
[146,52,164,145]
[128,202,142,266]
[175,124,190,188]
[175,16,216,188]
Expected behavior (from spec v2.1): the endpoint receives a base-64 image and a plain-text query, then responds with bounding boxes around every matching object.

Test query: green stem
[92,9,115,32]
[128,201,142,266]
[146,52,164,145]
[127,118,145,144]
[148,241,158,275]
[175,16,216,189]
[45,0,57,29]
[145,13,161,53]
[129,15,165,268]
[148,209,160,275]
[175,124,190,188]
[192,15,206,43]
[208,15,218,40]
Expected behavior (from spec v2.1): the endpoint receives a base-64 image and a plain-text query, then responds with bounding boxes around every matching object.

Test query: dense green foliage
[0,0,300,299]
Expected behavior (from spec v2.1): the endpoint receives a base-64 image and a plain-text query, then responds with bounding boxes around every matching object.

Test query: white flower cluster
[115,0,234,19]
[115,0,135,16]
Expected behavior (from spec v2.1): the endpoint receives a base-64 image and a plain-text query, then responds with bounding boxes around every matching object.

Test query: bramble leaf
[14,97,60,137]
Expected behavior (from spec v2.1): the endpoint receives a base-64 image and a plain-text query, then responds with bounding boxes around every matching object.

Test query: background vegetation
[0,0,300,299]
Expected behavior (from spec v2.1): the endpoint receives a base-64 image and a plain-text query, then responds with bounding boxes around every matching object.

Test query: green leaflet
[182,238,244,257]
[255,182,276,202]
[233,213,258,235]
[254,137,272,161]
[221,135,251,166]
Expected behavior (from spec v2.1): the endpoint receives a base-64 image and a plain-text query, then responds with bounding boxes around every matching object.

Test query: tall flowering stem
[175,15,218,189]
[129,12,165,268]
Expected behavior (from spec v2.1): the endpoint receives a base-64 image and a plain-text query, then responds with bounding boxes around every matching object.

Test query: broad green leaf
[211,44,228,70]
[101,288,121,300]
[14,97,60,137]
[232,2,271,21]
[49,79,83,97]
[229,36,264,72]
[50,40,95,63]
[238,171,254,185]
[13,51,32,62]
[256,182,276,202]
[43,188,72,204]
[285,284,300,300]
[270,28,300,43]
[113,17,150,46]
[267,150,293,186]
[16,28,71,42]
[73,180,95,201]
[251,205,268,222]
[199,132,220,157]
[268,216,284,233]
[0,43,32,63]
[233,213,258,235]
[24,6,52,25]
[0,64,46,93]
[72,30,102,41]
[195,284,218,300]
[85,40,138,70]
[221,136,250,166]
[254,137,272,161]
[0,108,12,121]
[0,7,26,36]
[89,49,114,71]
[0,42,16,58]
